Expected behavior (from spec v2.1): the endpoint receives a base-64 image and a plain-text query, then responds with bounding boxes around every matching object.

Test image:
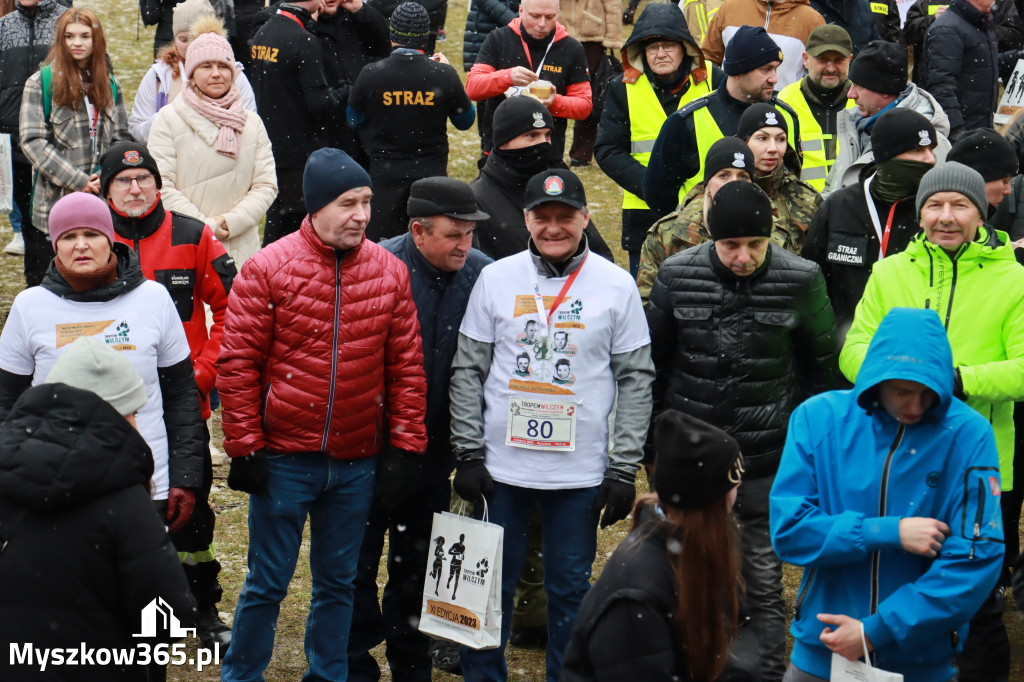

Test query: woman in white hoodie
[148,16,276,265]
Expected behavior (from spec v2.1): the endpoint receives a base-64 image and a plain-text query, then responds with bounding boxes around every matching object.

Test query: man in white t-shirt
[449,168,655,682]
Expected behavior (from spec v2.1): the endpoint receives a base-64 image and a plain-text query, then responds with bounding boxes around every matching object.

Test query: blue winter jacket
[770,307,1004,681]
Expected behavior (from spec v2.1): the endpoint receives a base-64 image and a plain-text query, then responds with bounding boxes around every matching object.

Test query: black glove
[453,458,494,503]
[622,6,635,24]
[953,368,966,400]
[227,450,270,495]
[375,445,423,513]
[595,478,635,529]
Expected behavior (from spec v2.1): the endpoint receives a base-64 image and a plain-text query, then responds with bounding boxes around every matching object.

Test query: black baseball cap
[407,177,490,221]
[524,169,587,211]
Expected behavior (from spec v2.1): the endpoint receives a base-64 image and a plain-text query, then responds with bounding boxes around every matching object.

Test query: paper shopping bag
[418,503,503,650]
[0,134,12,214]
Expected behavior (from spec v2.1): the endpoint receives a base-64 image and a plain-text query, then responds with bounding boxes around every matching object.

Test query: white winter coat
[148,93,277,265]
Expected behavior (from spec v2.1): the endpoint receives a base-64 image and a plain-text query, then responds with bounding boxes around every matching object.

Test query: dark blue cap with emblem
[524,169,587,211]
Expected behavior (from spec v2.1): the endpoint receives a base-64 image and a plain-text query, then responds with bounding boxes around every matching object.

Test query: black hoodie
[0,385,196,681]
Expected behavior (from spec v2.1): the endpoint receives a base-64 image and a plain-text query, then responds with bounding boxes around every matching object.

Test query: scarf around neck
[183,82,246,158]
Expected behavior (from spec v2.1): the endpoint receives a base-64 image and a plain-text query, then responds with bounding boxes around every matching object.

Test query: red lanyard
[545,254,586,325]
[880,199,903,258]
[278,9,304,29]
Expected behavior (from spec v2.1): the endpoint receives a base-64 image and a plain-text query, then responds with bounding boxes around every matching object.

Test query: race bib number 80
[505,397,577,451]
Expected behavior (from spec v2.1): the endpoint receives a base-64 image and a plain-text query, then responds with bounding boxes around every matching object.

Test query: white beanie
[173,0,215,37]
[46,337,148,417]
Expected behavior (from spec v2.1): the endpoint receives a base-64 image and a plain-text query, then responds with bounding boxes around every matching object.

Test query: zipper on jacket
[134,238,141,265]
[943,259,958,331]
[793,567,816,621]
[321,252,342,452]
[764,1,773,28]
[871,423,905,615]
[969,477,984,559]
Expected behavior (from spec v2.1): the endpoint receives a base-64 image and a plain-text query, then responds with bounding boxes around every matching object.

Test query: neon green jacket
[840,227,1024,489]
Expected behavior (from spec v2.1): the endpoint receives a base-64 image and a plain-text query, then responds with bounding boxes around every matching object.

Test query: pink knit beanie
[48,192,115,251]
[184,32,235,81]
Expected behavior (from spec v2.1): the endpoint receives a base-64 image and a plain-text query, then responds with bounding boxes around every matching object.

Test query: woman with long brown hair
[18,6,130,287]
[561,410,760,682]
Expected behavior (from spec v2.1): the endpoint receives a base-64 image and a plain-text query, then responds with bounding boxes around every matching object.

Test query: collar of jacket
[406,234,455,290]
[529,235,589,277]
[801,75,851,109]
[951,0,993,29]
[755,165,789,198]
[110,196,166,243]
[298,213,367,262]
[40,241,148,302]
[278,3,314,28]
[910,224,1008,263]
[708,239,774,283]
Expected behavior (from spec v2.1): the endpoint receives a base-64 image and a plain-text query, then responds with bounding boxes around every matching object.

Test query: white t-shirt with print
[460,250,650,490]
[0,281,193,500]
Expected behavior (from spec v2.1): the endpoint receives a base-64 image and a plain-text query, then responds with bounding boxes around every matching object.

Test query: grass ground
[2,0,1024,679]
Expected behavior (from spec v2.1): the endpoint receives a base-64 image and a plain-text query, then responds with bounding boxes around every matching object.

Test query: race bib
[505,397,577,451]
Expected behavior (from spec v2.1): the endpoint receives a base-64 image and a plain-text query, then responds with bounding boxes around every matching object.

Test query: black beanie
[870,109,936,163]
[652,410,743,510]
[947,128,1019,182]
[736,103,789,141]
[704,137,755,183]
[492,96,555,149]
[390,1,430,49]
[723,26,783,76]
[707,181,773,240]
[99,142,162,198]
[303,148,372,215]
[848,40,907,96]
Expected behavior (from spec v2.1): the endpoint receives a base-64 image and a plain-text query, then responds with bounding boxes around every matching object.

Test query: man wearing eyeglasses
[98,140,238,654]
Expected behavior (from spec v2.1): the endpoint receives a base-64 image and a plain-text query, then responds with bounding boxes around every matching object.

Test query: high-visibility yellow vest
[778,80,856,192]
[682,0,721,44]
[624,66,715,210]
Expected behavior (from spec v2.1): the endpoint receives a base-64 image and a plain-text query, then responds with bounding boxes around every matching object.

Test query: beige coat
[148,93,277,266]
[559,0,622,48]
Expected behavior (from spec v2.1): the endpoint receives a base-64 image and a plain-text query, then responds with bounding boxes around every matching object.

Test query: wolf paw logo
[476,557,489,578]
[569,300,583,315]
[116,321,130,338]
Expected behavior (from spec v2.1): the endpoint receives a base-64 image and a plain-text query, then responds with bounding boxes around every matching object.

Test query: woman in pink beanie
[148,14,276,266]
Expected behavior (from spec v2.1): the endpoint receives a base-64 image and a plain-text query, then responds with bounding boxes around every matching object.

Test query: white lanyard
[863,174,885,262]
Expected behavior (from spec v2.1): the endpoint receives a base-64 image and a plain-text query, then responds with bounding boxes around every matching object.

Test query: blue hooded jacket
[770,308,1003,681]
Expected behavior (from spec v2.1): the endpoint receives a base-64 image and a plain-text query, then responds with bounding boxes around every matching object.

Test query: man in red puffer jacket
[217,147,428,682]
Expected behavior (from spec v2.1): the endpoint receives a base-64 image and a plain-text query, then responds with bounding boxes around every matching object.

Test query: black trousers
[13,161,51,287]
[347,460,452,682]
[262,167,306,247]
[365,178,413,244]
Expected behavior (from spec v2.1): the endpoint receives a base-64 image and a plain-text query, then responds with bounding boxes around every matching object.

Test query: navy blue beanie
[723,26,783,76]
[303,148,372,215]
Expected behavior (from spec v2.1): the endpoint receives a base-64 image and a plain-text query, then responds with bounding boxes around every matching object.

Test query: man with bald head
[465,0,592,166]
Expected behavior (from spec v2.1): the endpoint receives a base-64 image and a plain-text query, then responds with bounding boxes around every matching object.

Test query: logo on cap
[543,176,564,195]
[918,129,932,146]
[778,51,784,61]
[532,112,546,128]
[123,150,142,166]
[732,152,746,168]
[764,112,778,126]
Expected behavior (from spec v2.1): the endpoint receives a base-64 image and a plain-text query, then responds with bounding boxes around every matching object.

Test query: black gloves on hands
[227,450,270,495]
[376,445,423,513]
[953,368,966,400]
[453,458,494,503]
[595,478,635,529]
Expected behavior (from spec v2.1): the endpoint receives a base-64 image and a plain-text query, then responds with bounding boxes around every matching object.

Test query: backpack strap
[40,64,52,121]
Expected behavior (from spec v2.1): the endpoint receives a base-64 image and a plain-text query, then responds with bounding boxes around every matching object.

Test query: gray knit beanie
[46,336,148,417]
[915,162,988,218]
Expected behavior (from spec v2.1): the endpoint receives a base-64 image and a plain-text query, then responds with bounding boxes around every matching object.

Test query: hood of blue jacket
[854,307,953,417]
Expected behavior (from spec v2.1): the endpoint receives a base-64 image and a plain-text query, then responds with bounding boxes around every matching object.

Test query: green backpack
[39,64,118,121]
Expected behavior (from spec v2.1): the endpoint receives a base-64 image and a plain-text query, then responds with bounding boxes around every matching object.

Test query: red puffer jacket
[217,216,428,459]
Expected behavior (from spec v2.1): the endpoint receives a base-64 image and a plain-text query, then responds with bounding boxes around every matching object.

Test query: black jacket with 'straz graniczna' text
[249,4,349,169]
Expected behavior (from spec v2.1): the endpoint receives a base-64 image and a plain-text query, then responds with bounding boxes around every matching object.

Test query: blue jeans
[221,453,376,682]
[460,482,600,682]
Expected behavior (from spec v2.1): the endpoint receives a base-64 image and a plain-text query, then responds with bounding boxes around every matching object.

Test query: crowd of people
[1,0,1024,680]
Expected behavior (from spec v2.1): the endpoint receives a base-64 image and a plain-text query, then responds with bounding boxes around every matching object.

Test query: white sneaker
[4,233,24,256]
